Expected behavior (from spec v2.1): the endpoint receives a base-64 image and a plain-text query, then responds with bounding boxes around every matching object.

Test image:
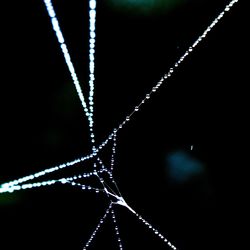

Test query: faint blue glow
[166,151,204,183]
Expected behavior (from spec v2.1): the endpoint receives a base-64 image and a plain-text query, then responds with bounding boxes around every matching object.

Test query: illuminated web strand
[88,0,97,133]
[43,0,96,145]
[0,158,83,190]
[1,167,116,194]
[43,0,88,113]
[111,208,124,250]
[95,171,118,200]
[0,159,114,195]
[44,0,103,154]
[44,0,98,150]
[44,0,98,149]
[61,180,103,193]
[108,0,240,133]
[96,132,118,173]
[133,211,177,250]
[0,180,58,193]
[86,0,97,148]
[44,1,106,165]
[61,169,106,182]
[83,203,113,250]
[56,167,112,186]
[0,132,116,192]
[61,168,111,183]
[110,132,117,172]
[93,152,123,205]
[0,176,104,194]
[103,170,123,198]
[96,157,106,170]
[89,0,107,178]
[0,132,115,191]
[95,157,123,198]
[0,153,96,191]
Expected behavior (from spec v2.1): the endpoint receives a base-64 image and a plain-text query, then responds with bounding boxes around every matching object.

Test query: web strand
[0,177,104,194]
[0,153,96,193]
[132,210,177,250]
[0,134,115,193]
[43,0,88,115]
[43,0,97,147]
[110,132,117,172]
[83,203,113,250]
[107,0,240,133]
[88,0,97,146]
[111,208,124,250]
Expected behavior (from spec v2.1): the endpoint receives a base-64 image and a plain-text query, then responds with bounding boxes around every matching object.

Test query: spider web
[0,0,240,249]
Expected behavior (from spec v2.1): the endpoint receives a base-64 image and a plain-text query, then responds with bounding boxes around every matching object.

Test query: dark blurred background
[0,0,247,249]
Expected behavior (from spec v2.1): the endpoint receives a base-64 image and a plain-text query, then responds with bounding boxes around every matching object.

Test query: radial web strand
[110,0,239,133]
[133,210,177,250]
[83,203,113,250]
[111,208,124,250]
[43,0,97,147]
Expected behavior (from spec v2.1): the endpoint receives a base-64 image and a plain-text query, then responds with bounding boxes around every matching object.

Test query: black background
[0,1,247,250]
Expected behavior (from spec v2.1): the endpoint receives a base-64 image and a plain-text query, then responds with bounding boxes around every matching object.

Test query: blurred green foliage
[107,0,187,15]
[0,192,22,206]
